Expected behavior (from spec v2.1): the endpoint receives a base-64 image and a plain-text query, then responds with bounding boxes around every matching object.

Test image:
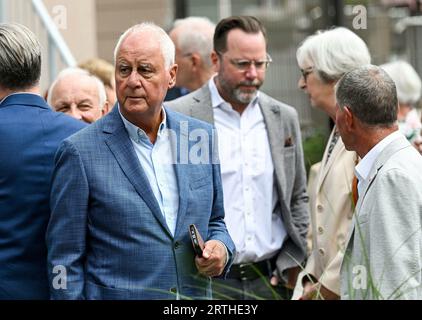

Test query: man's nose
[68,104,82,120]
[127,70,142,87]
[245,64,258,79]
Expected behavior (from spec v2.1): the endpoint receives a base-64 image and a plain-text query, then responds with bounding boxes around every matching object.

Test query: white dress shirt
[119,106,179,236]
[209,78,287,264]
[355,130,403,197]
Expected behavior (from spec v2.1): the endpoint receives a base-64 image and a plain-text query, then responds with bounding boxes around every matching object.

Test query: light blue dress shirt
[119,106,179,236]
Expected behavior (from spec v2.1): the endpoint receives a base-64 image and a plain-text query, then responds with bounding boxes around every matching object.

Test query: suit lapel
[102,108,172,237]
[315,128,342,191]
[190,85,214,124]
[260,96,286,200]
[344,135,410,249]
[356,135,410,213]
[166,111,190,238]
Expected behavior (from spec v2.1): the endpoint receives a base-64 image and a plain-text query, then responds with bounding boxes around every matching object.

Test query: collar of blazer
[354,134,410,214]
[102,104,187,138]
[190,83,298,204]
[100,105,197,239]
[0,92,49,110]
[189,84,214,124]
[345,135,411,248]
[189,85,293,203]
[317,128,345,191]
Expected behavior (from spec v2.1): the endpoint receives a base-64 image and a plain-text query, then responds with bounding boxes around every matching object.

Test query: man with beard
[166,15,309,300]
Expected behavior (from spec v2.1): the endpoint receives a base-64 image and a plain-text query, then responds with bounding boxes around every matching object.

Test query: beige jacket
[301,127,357,295]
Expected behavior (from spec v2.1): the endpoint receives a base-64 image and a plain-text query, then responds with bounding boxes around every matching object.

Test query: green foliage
[302,131,327,176]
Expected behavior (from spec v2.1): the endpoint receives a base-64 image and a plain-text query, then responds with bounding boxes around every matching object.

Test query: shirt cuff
[215,240,229,267]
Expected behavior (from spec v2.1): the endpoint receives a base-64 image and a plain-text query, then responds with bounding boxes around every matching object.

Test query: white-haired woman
[294,27,371,300]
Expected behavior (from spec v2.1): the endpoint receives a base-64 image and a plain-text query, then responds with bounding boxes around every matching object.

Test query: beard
[220,77,262,105]
[233,85,259,104]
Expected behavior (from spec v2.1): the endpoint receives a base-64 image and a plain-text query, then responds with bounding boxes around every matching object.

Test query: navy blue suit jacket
[47,106,235,299]
[0,94,86,299]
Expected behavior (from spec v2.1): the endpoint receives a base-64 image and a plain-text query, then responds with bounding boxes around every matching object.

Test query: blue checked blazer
[47,106,235,300]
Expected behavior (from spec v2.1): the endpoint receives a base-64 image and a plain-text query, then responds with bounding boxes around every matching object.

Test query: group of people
[0,14,421,300]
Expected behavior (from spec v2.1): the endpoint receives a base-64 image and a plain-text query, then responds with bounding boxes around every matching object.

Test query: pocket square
[284,136,294,147]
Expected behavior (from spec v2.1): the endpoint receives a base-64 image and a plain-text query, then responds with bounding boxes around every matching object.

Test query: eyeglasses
[300,66,314,83]
[217,51,272,72]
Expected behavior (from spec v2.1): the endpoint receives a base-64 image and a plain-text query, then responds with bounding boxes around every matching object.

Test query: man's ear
[343,106,354,131]
[168,64,178,89]
[190,53,201,69]
[211,50,219,72]
[102,101,110,116]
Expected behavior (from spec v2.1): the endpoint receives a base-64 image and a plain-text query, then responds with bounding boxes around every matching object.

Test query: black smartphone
[189,224,205,257]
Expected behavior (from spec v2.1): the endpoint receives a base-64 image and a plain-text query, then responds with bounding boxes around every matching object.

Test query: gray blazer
[341,135,422,300]
[165,84,310,283]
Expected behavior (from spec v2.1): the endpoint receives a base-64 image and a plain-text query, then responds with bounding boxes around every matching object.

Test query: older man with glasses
[167,15,309,300]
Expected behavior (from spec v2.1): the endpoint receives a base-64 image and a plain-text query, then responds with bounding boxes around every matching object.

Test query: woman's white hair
[113,22,175,69]
[381,60,422,105]
[296,27,371,82]
[48,67,107,109]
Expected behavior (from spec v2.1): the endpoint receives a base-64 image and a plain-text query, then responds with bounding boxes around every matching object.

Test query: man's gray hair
[336,64,398,127]
[48,67,107,110]
[0,23,41,90]
[172,17,215,68]
[381,60,422,105]
[113,22,175,69]
[297,27,371,83]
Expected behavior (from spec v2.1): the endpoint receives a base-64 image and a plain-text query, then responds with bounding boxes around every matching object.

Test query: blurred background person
[48,67,109,124]
[294,27,371,300]
[381,60,422,149]
[79,57,117,108]
[0,23,85,299]
[165,16,216,101]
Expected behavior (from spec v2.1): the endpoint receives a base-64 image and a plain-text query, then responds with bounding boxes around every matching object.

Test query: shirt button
[317,204,323,212]
[318,227,324,234]
[318,248,325,256]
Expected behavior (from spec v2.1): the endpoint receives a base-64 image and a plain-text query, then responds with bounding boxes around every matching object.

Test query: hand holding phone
[189,224,205,257]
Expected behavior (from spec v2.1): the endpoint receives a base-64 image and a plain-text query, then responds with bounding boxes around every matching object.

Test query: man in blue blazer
[0,23,86,299]
[47,22,235,300]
